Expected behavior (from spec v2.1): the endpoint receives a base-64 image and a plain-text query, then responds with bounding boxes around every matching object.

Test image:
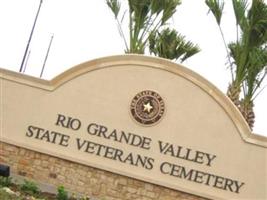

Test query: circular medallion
[130,90,165,126]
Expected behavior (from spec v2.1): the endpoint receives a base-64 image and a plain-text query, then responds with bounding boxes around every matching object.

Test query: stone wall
[0,142,208,200]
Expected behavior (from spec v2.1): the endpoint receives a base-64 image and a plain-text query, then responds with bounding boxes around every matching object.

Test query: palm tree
[106,0,200,61]
[206,0,267,129]
[149,28,200,62]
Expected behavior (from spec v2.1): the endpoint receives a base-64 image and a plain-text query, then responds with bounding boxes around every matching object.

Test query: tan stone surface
[1,55,266,200]
[0,142,207,200]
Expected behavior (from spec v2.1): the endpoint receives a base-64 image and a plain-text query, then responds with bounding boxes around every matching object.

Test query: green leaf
[232,0,248,31]
[150,0,165,15]
[205,0,225,25]
[106,0,121,18]
[162,0,181,25]
[245,45,267,98]
[247,0,267,47]
[180,41,201,62]
[149,28,200,61]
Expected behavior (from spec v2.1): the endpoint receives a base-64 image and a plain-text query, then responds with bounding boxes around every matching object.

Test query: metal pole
[40,34,54,78]
[19,0,43,72]
[22,50,31,73]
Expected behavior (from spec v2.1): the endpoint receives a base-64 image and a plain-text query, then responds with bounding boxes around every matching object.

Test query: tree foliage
[206,0,267,129]
[149,28,200,62]
[106,0,200,62]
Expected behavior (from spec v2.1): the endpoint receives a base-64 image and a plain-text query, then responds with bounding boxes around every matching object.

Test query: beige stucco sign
[1,55,266,200]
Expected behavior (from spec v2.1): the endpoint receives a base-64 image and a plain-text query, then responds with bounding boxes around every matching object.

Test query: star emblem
[143,102,153,113]
[130,90,165,126]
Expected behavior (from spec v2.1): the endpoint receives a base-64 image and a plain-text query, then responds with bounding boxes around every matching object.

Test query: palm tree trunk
[239,99,255,130]
[227,83,255,130]
[227,83,241,107]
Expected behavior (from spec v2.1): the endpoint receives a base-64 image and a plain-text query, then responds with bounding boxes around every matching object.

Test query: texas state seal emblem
[130,90,165,126]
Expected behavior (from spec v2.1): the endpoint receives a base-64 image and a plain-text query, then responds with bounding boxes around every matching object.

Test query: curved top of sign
[0,54,266,147]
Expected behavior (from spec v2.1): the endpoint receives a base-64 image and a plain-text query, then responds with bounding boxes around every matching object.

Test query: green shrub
[79,197,90,200]
[56,185,68,200]
[0,176,12,187]
[20,179,40,195]
[0,189,22,200]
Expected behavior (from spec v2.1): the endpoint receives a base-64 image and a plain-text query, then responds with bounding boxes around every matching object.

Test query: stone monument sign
[0,55,266,200]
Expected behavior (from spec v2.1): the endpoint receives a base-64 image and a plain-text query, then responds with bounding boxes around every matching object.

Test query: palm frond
[245,46,267,99]
[107,0,198,60]
[128,0,153,53]
[180,41,201,62]
[205,0,225,25]
[106,0,121,18]
[162,0,181,25]
[149,28,200,62]
[107,0,129,51]
[232,0,249,31]
[129,0,150,30]
[206,0,267,129]
[247,0,267,47]
[150,0,165,15]
[228,42,239,64]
